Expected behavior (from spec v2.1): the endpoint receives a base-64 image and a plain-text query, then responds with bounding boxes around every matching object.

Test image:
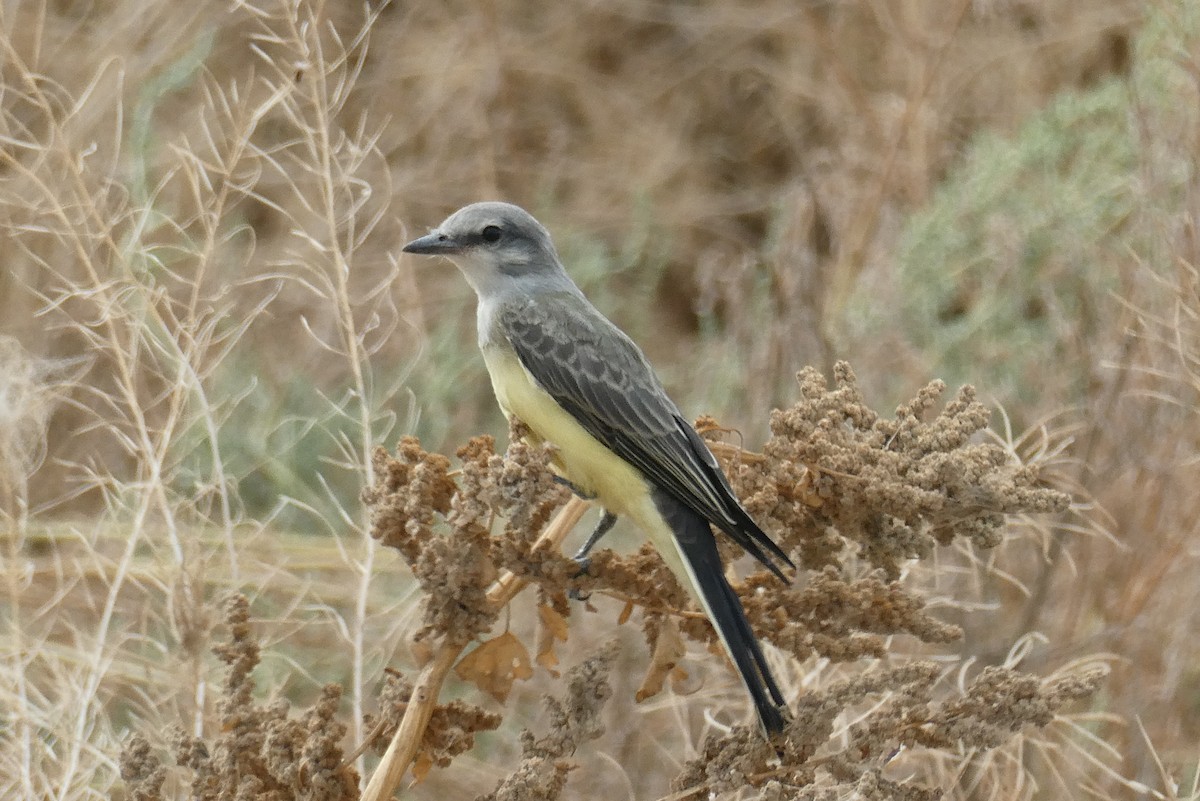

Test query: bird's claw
[568,555,592,601]
[566,510,616,601]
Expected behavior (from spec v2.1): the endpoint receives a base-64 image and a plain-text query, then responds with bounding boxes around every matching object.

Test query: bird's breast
[480,344,649,520]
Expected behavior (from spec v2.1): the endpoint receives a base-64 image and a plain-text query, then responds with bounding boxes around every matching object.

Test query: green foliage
[854,80,1137,411]
[174,356,397,533]
[850,4,1200,416]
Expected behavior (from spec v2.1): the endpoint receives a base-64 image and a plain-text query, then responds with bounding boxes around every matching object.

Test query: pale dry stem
[360,497,586,801]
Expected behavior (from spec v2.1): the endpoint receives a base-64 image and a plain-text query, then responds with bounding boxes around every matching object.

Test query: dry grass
[2,0,1197,798]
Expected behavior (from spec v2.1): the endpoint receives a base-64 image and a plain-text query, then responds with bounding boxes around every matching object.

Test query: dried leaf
[536,604,570,676]
[455,632,534,703]
[669,665,694,695]
[636,616,686,702]
[411,750,433,783]
[536,644,559,676]
[796,466,825,508]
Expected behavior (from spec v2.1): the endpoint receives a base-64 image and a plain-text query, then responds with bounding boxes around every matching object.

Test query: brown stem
[361,497,588,801]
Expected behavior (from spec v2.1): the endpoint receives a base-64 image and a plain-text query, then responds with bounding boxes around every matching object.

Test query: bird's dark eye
[481,225,502,243]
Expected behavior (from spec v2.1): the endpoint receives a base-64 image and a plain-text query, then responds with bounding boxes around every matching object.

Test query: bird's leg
[572,511,617,571]
[549,475,615,564]
[551,474,595,500]
[568,510,617,601]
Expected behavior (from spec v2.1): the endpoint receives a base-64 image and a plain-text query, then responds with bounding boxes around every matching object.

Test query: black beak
[402,231,461,255]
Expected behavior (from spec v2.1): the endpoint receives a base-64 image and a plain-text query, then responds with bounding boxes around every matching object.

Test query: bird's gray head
[402,202,568,297]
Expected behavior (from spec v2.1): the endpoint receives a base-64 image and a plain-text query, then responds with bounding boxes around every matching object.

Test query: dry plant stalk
[121,596,361,801]
[119,364,1102,799]
[359,470,586,801]
[351,363,1100,799]
[2,0,1162,796]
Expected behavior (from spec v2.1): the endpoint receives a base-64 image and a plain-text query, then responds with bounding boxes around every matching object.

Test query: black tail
[652,489,788,735]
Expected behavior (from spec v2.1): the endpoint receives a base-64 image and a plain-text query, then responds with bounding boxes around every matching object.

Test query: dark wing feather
[499,293,793,577]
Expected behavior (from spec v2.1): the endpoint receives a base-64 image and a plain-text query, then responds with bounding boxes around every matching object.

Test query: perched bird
[403,202,792,735]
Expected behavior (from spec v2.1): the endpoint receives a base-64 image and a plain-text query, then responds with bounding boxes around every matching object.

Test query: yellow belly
[481,345,705,607]
[482,346,650,519]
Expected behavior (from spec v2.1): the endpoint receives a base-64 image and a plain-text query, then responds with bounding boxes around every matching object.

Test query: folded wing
[499,293,793,578]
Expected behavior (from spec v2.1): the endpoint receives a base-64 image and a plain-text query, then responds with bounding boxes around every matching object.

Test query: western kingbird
[403,202,792,735]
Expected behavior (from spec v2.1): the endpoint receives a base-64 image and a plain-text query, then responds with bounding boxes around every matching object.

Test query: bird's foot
[568,555,592,601]
[568,511,616,601]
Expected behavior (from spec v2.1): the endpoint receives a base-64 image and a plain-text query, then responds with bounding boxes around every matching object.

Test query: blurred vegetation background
[2,0,1198,797]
